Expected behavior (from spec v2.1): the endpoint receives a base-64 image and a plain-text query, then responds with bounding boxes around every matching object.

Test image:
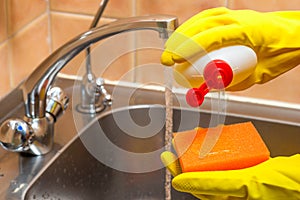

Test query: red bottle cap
[204,59,233,89]
[185,59,233,107]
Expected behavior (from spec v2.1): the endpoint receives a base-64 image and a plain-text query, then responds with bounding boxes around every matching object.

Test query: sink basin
[0,77,299,200]
[23,104,300,200]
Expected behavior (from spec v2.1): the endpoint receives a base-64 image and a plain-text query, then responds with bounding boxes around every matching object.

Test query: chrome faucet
[78,0,112,114]
[0,15,178,155]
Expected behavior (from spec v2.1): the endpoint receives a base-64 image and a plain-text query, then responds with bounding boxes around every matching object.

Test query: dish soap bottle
[185,45,257,107]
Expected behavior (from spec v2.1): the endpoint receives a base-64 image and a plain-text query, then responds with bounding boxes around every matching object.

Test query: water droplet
[42,192,50,199]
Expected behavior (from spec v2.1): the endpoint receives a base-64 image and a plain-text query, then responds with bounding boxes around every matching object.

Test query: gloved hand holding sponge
[160,123,300,200]
[161,151,300,200]
[160,7,300,199]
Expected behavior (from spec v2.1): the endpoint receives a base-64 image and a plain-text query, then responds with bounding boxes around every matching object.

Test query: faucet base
[75,104,106,114]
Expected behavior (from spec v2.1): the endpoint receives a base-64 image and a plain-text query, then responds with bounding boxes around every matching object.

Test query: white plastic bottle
[185,45,257,107]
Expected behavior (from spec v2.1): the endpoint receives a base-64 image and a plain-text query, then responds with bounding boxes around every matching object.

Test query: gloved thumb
[160,151,182,176]
[172,169,248,198]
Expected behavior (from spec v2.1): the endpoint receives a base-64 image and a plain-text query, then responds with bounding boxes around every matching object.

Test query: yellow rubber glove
[161,7,300,90]
[161,152,300,200]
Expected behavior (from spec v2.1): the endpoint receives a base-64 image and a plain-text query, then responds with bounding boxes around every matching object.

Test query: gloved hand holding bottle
[160,7,300,199]
[161,7,300,91]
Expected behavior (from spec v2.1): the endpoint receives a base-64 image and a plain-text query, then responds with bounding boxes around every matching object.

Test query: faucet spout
[22,15,178,119]
[0,15,177,155]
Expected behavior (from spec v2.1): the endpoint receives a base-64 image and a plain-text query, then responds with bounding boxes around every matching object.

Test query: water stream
[164,67,173,200]
[198,89,226,158]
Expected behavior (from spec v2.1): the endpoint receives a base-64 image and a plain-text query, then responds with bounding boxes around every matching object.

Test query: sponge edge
[173,122,270,172]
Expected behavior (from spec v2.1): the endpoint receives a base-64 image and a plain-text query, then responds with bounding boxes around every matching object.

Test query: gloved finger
[160,151,182,177]
[171,25,251,62]
[175,7,231,36]
[162,32,194,66]
[172,170,247,198]
[161,51,175,66]
[162,8,234,59]
[162,16,238,65]
[177,15,238,39]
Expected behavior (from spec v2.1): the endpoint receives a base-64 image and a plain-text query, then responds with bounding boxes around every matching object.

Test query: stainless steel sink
[0,77,300,200]
[24,105,299,200]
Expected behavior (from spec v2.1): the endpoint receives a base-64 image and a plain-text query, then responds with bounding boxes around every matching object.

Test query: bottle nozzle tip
[186,88,205,107]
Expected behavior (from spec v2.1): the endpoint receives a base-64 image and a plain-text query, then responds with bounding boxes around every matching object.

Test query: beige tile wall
[0,0,300,104]
[10,14,50,86]
[1,0,49,96]
[0,42,10,95]
[0,0,7,43]
[136,0,225,24]
[7,0,47,35]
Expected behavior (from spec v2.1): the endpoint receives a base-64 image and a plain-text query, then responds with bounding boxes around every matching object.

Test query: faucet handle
[46,87,69,120]
[0,119,32,152]
[95,78,112,106]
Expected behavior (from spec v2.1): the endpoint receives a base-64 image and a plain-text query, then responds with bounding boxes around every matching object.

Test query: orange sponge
[173,122,270,172]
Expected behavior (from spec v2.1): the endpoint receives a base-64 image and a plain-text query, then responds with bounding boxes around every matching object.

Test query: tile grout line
[5,0,14,90]
[132,0,137,83]
[224,0,229,7]
[46,0,53,54]
[6,13,48,41]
